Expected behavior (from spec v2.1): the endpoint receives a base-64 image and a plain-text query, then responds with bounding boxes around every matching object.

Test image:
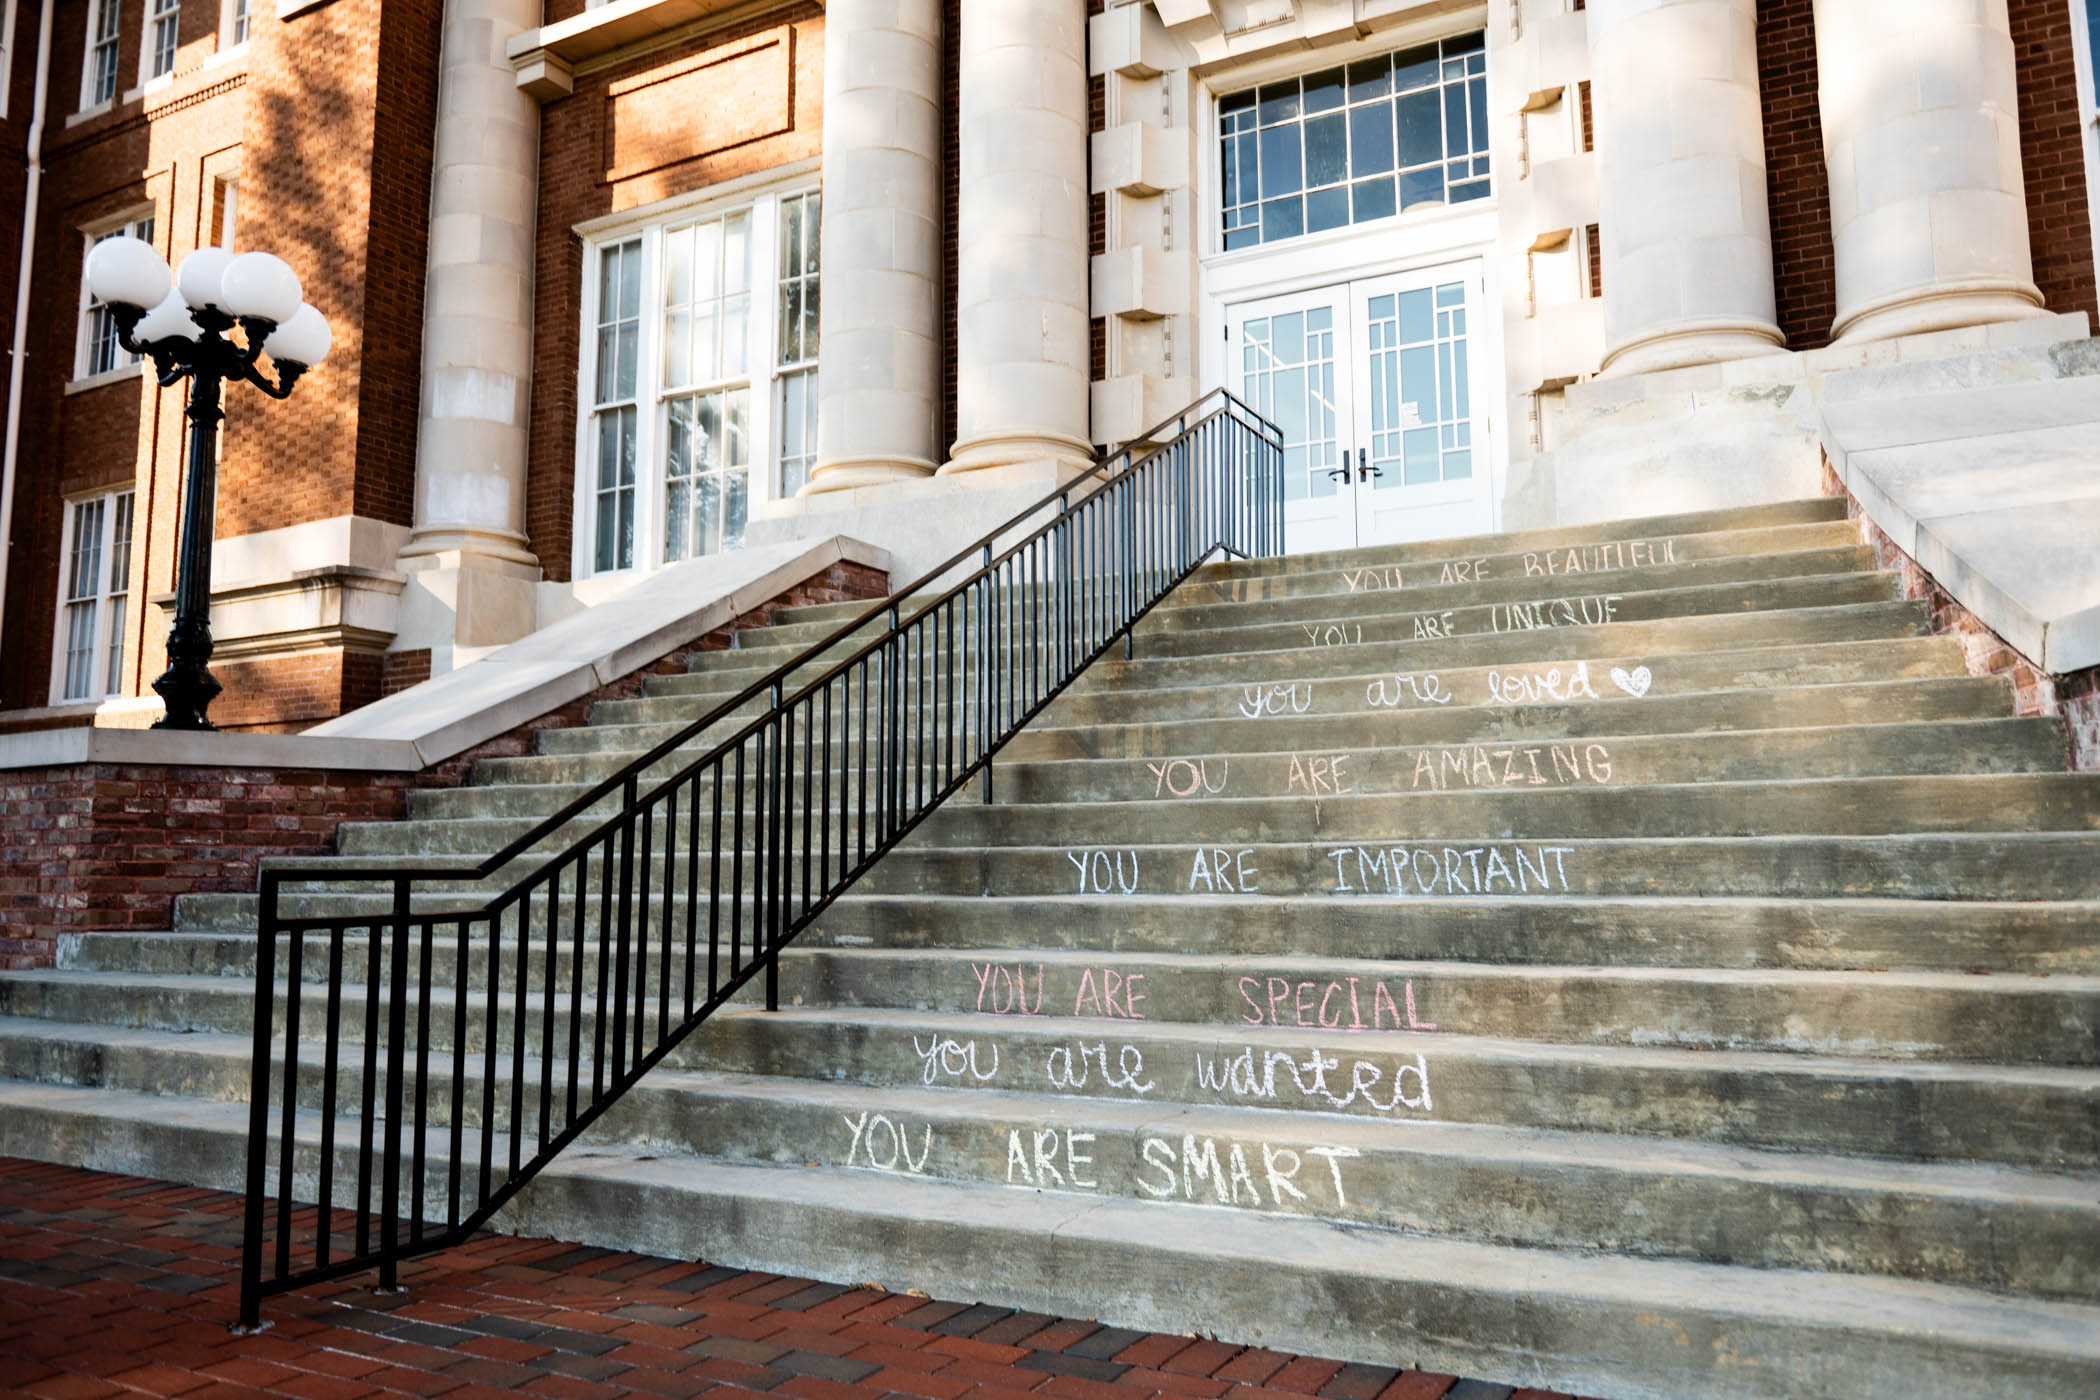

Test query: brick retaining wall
[0,561,887,969]
[1822,461,2100,771]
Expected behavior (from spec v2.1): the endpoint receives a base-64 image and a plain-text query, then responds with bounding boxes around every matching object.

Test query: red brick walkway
[0,1157,1595,1400]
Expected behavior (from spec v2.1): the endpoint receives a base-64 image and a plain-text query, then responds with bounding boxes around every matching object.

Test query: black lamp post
[85,238,332,731]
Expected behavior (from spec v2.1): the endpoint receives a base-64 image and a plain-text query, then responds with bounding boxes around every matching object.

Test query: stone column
[1588,0,1784,377]
[804,0,944,495]
[395,0,542,662]
[1813,0,2044,343]
[944,0,1093,476]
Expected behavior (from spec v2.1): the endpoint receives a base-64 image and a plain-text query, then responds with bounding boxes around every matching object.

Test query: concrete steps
[3,495,2097,1397]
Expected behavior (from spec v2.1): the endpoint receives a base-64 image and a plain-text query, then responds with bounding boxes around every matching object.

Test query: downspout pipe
[0,0,56,671]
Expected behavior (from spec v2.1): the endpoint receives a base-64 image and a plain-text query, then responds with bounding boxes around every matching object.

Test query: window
[83,0,120,107]
[55,490,135,703]
[1219,31,1489,251]
[774,189,820,498]
[579,184,820,576]
[144,0,179,82]
[213,177,238,249]
[79,213,156,379]
[228,0,249,46]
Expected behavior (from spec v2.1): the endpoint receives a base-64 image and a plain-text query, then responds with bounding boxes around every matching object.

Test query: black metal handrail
[237,389,1283,1327]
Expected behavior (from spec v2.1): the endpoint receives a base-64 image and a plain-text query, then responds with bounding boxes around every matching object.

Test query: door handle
[1326,459,1353,485]
[1357,448,1381,482]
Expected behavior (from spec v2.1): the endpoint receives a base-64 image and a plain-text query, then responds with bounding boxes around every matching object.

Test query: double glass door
[1231,262,1491,553]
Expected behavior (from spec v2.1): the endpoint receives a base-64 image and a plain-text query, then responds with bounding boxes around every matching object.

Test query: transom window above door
[579,184,819,577]
[1220,31,1490,252]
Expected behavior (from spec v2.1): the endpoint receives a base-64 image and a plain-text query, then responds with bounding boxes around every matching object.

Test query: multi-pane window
[230,0,250,46]
[1220,32,1490,251]
[56,491,134,703]
[660,210,752,563]
[145,0,180,81]
[580,186,821,576]
[84,0,121,106]
[775,190,820,498]
[1238,308,1340,503]
[1366,281,1473,485]
[80,214,156,378]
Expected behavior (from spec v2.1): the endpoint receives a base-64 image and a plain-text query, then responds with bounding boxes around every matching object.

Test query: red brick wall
[0,559,888,967]
[1,0,442,731]
[527,6,825,583]
[2008,0,2100,329]
[1822,459,2100,771]
[220,0,440,539]
[1756,0,1837,352]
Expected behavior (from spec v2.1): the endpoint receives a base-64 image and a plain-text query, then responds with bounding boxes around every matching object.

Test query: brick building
[1,0,2095,732]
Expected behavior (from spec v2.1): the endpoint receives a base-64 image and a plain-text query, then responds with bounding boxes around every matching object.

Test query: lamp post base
[151,659,223,731]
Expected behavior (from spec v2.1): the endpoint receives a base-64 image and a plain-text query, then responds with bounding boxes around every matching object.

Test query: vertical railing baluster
[272,922,301,1278]
[512,896,530,1181]
[449,918,468,1228]
[378,879,412,1289]
[411,915,434,1244]
[631,802,652,1074]
[316,925,344,1270]
[238,881,280,1330]
[542,870,558,1154]
[479,909,499,1208]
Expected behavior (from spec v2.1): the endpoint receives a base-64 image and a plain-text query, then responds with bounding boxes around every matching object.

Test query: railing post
[767,681,784,1013]
[377,875,413,1292]
[980,543,994,805]
[236,872,281,1331]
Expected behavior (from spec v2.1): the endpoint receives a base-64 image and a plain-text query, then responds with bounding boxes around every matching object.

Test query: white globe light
[264,303,332,368]
[84,236,171,310]
[176,246,235,312]
[132,290,200,344]
[218,251,303,324]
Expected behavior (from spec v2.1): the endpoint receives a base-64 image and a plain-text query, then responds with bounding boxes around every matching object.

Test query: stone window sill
[65,362,144,396]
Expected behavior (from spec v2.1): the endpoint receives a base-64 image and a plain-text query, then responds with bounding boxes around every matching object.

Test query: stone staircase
[4,495,2099,1398]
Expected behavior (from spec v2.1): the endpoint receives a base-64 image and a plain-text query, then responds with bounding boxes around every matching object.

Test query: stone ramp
[2,495,2098,1397]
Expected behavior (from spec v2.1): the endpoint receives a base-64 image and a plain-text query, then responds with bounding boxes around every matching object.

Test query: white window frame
[50,487,137,705]
[216,0,254,55]
[75,209,158,384]
[79,0,122,111]
[2070,0,2100,299]
[1,0,19,114]
[215,177,239,248]
[141,0,181,87]
[570,163,821,581]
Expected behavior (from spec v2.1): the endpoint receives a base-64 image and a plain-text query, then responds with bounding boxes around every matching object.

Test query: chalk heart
[1609,665,1653,698]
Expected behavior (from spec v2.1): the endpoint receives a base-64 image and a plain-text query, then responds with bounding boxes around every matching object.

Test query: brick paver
[0,1157,1601,1400]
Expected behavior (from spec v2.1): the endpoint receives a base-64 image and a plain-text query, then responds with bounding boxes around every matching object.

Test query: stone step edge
[537,668,2007,761]
[689,579,1913,677]
[438,717,2067,807]
[6,1065,2096,1277]
[5,1079,2081,1400]
[337,771,2100,852]
[725,557,1892,658]
[19,955,2100,1003]
[12,1005,2092,1094]
[626,633,1962,722]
